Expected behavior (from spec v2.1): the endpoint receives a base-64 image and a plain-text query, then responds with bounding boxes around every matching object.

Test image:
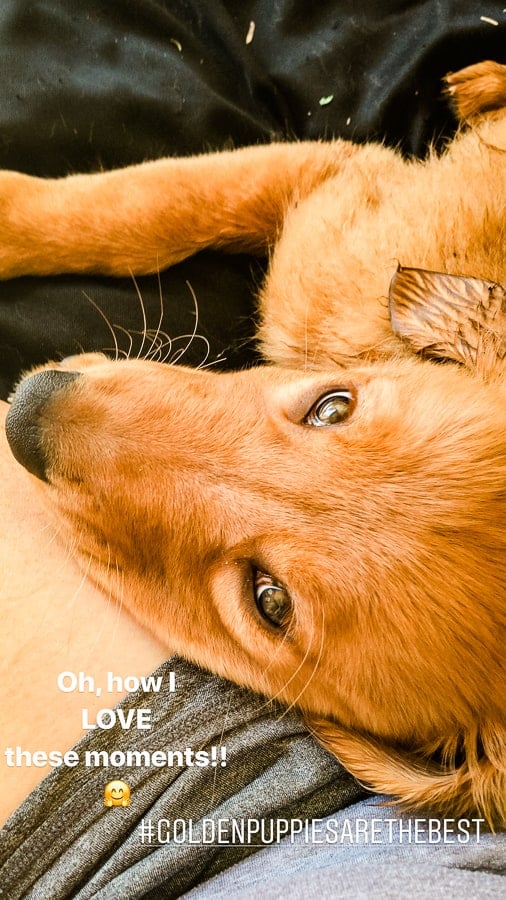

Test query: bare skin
[0,401,167,824]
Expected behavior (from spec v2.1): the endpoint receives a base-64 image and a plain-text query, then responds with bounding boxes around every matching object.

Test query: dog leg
[0,142,350,279]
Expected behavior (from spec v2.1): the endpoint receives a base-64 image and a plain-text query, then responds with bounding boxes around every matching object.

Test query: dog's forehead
[60,353,506,469]
[61,352,484,408]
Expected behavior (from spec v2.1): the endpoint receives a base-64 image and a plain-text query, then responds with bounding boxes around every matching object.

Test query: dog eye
[304,389,355,427]
[253,569,291,627]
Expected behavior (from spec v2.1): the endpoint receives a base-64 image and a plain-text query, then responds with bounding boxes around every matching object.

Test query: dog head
[6,352,506,825]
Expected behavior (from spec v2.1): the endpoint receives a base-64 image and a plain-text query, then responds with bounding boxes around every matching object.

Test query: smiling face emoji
[104,779,131,807]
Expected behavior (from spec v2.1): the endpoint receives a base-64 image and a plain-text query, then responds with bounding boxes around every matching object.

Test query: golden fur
[4,61,506,826]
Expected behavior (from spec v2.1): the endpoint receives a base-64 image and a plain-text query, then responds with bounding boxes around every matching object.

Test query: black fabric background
[0,0,505,399]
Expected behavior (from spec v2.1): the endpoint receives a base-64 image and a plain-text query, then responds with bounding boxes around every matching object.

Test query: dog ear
[389,266,506,376]
[306,714,506,830]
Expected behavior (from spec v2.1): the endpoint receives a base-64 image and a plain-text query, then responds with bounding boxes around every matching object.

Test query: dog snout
[5,369,81,481]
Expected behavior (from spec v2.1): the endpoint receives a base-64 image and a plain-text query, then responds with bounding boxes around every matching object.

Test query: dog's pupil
[316,393,350,424]
[259,586,288,625]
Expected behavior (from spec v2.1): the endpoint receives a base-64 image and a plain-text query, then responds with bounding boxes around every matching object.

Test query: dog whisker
[133,270,166,362]
[149,266,168,362]
[252,614,298,699]
[143,329,176,361]
[157,336,174,364]
[165,280,200,364]
[197,355,227,370]
[82,278,216,368]
[109,324,134,360]
[271,603,321,722]
[248,601,320,722]
[209,692,234,807]
[118,277,214,368]
[167,333,212,367]
[194,336,212,370]
[82,291,121,361]
[276,597,326,722]
[128,271,150,362]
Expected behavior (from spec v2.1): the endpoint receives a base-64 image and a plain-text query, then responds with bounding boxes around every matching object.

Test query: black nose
[5,369,81,481]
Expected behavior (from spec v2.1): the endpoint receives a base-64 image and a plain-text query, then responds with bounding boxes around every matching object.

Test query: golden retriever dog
[4,61,506,827]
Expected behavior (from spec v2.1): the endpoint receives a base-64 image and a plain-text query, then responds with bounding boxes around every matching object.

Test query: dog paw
[445,60,506,122]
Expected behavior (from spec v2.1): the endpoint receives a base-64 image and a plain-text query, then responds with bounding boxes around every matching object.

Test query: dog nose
[5,369,81,481]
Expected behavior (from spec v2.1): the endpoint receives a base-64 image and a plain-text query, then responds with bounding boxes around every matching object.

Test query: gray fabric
[2,657,504,898]
[0,657,363,898]
[187,798,506,898]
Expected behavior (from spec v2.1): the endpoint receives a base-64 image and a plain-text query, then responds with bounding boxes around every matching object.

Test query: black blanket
[0,1,505,398]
